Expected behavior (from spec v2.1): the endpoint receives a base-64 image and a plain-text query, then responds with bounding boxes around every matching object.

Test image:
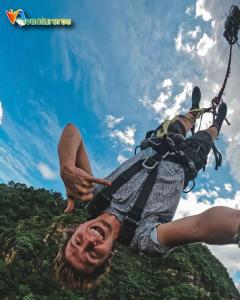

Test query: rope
[207,43,233,125]
[217,43,233,101]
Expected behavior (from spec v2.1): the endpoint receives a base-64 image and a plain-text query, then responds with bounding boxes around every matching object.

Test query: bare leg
[178,112,196,133]
[157,206,240,247]
[175,112,219,144]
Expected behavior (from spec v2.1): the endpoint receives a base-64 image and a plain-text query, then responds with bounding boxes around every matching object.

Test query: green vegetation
[0,182,239,299]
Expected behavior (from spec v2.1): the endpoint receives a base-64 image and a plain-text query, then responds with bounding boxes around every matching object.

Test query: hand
[60,166,111,213]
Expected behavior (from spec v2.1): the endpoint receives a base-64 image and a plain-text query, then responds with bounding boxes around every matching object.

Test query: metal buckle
[125,215,139,226]
[142,156,159,169]
[162,151,169,159]
[120,215,139,245]
[165,136,175,148]
[148,137,162,146]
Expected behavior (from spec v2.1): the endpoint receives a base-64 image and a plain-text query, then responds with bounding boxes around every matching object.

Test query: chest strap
[87,139,174,245]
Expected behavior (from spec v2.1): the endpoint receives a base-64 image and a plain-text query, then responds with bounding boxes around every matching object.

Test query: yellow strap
[156,108,205,138]
[156,116,178,138]
[189,108,205,120]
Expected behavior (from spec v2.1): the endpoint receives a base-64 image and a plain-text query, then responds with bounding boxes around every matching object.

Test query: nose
[85,230,99,246]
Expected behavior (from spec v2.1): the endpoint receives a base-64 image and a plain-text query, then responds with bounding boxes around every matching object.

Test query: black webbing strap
[212,142,222,170]
[87,138,174,244]
[87,159,145,219]
[102,159,145,197]
[87,153,163,219]
[102,152,164,199]
[119,165,159,245]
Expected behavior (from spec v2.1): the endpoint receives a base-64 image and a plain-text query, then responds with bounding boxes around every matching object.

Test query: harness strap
[119,166,159,245]
[155,117,178,138]
[212,142,222,170]
[88,150,168,245]
[87,159,146,219]
[103,159,145,198]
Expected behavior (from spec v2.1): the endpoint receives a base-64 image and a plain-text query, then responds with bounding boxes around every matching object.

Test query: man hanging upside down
[54,87,240,290]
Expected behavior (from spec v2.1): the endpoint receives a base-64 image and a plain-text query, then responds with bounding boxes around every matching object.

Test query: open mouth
[90,226,105,240]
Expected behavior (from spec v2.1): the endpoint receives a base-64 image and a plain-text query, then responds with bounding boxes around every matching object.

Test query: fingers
[84,174,111,186]
[81,193,93,202]
[81,179,93,188]
[64,198,75,213]
[70,185,94,196]
[64,189,93,213]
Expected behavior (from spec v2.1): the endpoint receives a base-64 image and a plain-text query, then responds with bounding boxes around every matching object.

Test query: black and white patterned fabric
[93,147,185,255]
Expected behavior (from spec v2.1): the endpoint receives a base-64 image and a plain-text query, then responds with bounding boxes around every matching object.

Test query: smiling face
[65,218,115,274]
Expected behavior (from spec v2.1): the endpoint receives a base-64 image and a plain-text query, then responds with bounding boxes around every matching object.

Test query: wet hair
[54,227,113,290]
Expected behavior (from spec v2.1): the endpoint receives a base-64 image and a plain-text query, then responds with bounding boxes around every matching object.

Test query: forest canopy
[0,181,239,300]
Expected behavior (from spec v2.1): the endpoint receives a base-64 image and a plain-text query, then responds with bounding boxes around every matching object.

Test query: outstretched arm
[58,123,111,212]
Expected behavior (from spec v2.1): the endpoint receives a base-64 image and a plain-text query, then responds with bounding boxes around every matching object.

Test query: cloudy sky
[1,0,240,289]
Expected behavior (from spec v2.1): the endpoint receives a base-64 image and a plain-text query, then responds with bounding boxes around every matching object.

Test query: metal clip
[142,156,159,169]
[124,215,139,226]
[148,137,162,146]
[165,136,175,150]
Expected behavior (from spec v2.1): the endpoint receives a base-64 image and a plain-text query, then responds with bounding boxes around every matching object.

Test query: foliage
[0,182,239,300]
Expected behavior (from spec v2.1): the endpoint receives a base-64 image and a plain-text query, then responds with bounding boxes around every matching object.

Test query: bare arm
[58,123,92,176]
[58,123,111,213]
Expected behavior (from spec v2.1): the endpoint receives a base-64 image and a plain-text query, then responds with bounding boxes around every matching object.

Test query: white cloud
[186,5,195,16]
[208,245,240,286]
[152,92,169,113]
[0,146,31,185]
[196,33,215,57]
[187,26,201,39]
[162,78,173,88]
[174,190,240,286]
[140,79,192,120]
[37,163,57,180]
[164,81,193,118]
[224,99,240,182]
[0,102,3,125]
[142,78,173,114]
[105,115,124,129]
[224,183,233,193]
[139,92,169,114]
[110,126,136,146]
[174,190,240,220]
[117,154,128,164]
[175,26,195,54]
[195,0,212,21]
[0,108,61,186]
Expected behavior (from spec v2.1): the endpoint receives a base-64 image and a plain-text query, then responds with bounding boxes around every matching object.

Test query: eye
[75,240,80,246]
[75,237,81,246]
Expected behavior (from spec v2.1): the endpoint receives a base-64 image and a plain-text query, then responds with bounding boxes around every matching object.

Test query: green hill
[0,181,239,300]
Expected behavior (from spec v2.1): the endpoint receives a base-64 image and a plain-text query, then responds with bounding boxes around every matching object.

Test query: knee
[206,127,218,140]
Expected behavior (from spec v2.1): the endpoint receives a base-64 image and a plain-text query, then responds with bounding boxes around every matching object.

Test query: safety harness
[87,120,205,245]
[86,5,239,246]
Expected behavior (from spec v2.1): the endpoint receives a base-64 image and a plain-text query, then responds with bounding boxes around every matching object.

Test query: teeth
[91,228,103,240]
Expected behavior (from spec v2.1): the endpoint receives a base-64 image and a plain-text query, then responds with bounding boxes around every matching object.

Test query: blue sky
[0,0,240,289]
